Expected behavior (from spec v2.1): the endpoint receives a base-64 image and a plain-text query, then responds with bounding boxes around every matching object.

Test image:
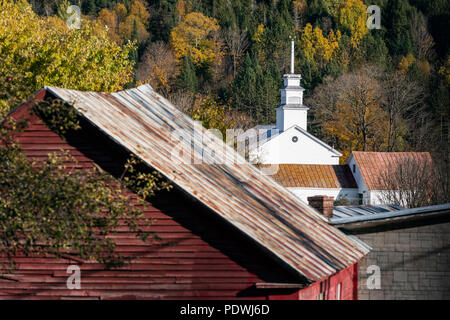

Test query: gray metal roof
[332,204,403,222]
[43,85,369,282]
[330,203,450,225]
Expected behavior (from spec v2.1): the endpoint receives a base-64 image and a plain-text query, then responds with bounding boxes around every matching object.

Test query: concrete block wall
[356,222,450,300]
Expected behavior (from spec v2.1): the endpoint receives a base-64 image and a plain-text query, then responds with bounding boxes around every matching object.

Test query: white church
[246,41,342,166]
[238,41,433,205]
[239,41,434,208]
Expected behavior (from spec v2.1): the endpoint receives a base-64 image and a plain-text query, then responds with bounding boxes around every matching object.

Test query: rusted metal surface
[4,112,299,300]
[272,164,357,189]
[350,151,433,190]
[255,282,306,289]
[44,85,369,282]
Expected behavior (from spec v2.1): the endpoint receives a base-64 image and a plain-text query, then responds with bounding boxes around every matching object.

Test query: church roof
[250,125,342,157]
[272,164,357,189]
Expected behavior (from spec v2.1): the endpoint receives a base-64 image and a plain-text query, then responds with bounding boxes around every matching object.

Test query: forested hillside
[2,0,449,164]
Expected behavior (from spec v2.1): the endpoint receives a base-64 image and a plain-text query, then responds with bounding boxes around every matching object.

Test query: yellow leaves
[417,60,431,76]
[325,95,388,161]
[438,56,450,85]
[153,66,168,87]
[169,12,220,66]
[335,0,368,48]
[175,0,192,23]
[300,0,367,67]
[97,0,150,44]
[316,67,389,161]
[250,24,266,64]
[114,3,127,21]
[122,155,172,201]
[0,100,8,118]
[252,24,265,43]
[190,94,235,135]
[300,24,314,62]
[129,0,150,25]
[293,0,307,14]
[97,8,121,43]
[397,53,415,74]
[118,0,150,42]
[118,15,149,43]
[300,23,340,67]
[98,8,118,29]
[0,0,134,112]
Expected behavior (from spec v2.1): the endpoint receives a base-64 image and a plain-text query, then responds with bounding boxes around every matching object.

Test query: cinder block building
[327,203,450,300]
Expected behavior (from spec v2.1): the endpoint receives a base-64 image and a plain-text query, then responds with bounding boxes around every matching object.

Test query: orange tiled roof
[351,152,433,190]
[272,164,357,189]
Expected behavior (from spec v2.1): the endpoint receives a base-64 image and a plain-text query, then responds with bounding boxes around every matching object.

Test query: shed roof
[349,152,433,191]
[272,164,357,189]
[331,204,404,223]
[29,85,368,282]
[330,203,450,232]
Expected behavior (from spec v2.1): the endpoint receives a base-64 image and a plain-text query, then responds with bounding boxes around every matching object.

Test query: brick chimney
[307,195,334,219]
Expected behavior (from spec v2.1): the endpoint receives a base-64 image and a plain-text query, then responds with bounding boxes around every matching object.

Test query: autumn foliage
[0,0,448,189]
[169,12,221,67]
[0,0,134,115]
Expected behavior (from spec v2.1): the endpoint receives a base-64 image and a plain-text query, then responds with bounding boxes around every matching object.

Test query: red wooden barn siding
[1,103,310,300]
[295,264,358,300]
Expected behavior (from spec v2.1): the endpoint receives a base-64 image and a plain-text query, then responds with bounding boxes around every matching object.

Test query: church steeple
[275,40,309,132]
[290,39,295,74]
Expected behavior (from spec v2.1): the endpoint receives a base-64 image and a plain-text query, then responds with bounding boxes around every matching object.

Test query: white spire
[290,40,295,74]
[275,39,308,132]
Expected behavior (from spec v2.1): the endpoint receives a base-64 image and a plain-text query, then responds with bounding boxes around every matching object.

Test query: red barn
[1,85,368,300]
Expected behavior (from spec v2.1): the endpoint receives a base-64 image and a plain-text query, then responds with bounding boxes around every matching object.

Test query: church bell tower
[275,40,309,132]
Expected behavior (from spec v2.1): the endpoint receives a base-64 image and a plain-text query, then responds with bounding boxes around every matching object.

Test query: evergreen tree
[257,62,280,124]
[261,0,294,69]
[231,53,258,121]
[149,1,177,42]
[95,0,108,12]
[360,32,390,68]
[230,53,280,124]
[131,19,139,41]
[82,0,97,15]
[214,0,237,28]
[385,0,416,56]
[298,49,320,90]
[178,55,198,93]
[129,19,139,66]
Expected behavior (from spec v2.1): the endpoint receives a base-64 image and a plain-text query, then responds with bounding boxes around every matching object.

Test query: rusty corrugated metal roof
[350,151,433,191]
[272,164,357,189]
[44,85,369,282]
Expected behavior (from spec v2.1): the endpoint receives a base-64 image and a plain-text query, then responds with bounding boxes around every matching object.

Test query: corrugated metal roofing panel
[351,151,433,190]
[332,204,404,221]
[272,164,358,189]
[330,204,450,225]
[44,85,369,282]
